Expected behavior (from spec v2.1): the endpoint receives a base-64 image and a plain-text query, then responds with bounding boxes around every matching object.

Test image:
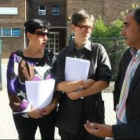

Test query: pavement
[0,59,116,139]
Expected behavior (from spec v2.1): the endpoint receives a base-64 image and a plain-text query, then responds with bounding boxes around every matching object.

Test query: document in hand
[25,79,55,109]
[65,57,90,81]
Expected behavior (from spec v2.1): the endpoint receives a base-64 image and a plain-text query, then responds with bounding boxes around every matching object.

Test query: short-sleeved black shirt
[56,40,112,85]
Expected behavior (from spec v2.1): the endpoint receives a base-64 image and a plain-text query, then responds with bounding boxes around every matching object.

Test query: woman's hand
[27,106,43,119]
[67,90,83,100]
[40,103,57,116]
[67,79,96,100]
[83,79,96,88]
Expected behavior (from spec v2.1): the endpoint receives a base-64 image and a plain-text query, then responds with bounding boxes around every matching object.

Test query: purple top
[7,49,56,115]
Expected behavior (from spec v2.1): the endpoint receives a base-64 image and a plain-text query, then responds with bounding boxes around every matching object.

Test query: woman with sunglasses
[55,9,112,139]
[6,19,58,139]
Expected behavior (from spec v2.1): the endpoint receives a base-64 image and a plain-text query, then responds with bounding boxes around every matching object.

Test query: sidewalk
[0,87,116,139]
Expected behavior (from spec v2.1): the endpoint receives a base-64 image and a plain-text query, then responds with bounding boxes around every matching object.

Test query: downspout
[24,0,27,49]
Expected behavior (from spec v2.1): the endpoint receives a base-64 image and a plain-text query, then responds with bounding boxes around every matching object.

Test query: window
[12,28,21,36]
[52,6,60,16]
[46,32,59,54]
[3,28,11,36]
[0,28,21,37]
[38,6,46,15]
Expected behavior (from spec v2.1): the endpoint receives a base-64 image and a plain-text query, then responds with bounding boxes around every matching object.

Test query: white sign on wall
[0,7,18,15]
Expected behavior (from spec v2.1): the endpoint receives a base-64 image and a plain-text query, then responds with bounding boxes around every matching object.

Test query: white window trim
[47,32,59,54]
[38,6,46,15]
[0,28,21,37]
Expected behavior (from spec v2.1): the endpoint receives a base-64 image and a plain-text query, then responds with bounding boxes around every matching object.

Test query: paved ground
[0,87,116,139]
[0,59,116,139]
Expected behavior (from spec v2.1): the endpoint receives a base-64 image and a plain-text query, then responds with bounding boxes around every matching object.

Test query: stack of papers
[25,79,55,109]
[65,57,90,81]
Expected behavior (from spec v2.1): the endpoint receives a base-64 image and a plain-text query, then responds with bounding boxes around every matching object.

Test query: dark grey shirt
[56,40,112,85]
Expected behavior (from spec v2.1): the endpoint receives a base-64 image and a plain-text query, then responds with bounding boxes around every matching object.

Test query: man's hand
[84,120,114,138]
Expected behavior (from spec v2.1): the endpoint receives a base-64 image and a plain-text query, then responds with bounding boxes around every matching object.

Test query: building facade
[66,0,140,40]
[27,0,67,54]
[0,0,140,58]
[0,0,25,58]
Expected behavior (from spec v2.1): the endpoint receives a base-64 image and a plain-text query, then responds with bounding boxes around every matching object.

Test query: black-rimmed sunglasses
[77,25,93,30]
[35,31,49,38]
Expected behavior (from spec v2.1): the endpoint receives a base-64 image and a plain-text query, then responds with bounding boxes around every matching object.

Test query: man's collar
[130,48,140,57]
[68,40,92,52]
[84,40,92,51]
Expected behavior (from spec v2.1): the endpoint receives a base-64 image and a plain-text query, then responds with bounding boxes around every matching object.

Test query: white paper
[65,57,90,81]
[25,79,55,109]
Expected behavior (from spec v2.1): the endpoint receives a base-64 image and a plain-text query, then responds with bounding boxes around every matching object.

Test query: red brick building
[0,0,140,58]
[0,0,25,58]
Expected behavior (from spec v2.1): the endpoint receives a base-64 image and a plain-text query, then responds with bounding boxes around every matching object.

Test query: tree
[92,17,123,38]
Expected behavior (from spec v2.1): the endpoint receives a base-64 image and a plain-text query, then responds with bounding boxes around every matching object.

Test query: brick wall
[28,0,67,26]
[0,0,25,58]
[1,0,140,58]
[66,0,140,42]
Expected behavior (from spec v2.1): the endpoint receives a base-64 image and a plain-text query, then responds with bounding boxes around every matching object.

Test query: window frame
[0,28,21,37]
[38,5,46,16]
[46,32,59,54]
[52,6,60,16]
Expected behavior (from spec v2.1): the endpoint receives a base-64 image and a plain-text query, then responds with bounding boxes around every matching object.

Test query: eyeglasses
[77,25,93,30]
[34,31,49,38]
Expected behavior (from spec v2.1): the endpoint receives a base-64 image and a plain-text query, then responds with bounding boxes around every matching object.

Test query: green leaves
[92,16,108,37]
[108,20,123,38]
[92,3,139,38]
[92,17,123,38]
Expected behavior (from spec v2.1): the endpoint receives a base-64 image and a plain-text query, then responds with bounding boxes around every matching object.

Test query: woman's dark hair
[71,9,94,26]
[24,19,51,34]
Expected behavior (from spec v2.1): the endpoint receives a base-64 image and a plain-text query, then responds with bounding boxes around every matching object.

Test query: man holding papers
[7,19,58,139]
[55,9,112,139]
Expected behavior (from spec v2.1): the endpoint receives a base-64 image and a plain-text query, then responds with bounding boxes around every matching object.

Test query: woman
[55,9,112,139]
[7,19,58,139]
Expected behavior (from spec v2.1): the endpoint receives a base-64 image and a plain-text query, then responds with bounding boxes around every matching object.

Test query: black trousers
[13,110,56,140]
[59,128,83,140]
[59,128,105,140]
